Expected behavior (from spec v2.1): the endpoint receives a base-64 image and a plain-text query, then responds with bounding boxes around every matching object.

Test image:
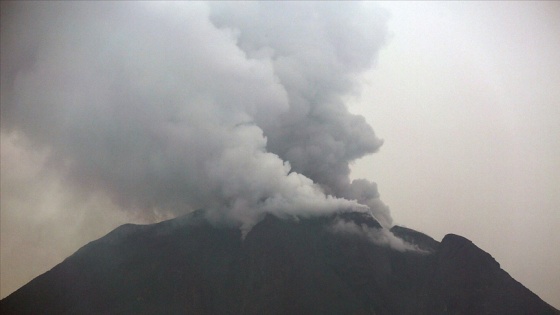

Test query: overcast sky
[1,1,558,308]
[350,1,560,307]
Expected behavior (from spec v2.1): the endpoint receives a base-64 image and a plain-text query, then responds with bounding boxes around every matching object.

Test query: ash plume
[1,2,391,231]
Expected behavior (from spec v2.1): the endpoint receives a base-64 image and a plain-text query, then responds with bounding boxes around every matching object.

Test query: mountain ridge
[2,210,558,314]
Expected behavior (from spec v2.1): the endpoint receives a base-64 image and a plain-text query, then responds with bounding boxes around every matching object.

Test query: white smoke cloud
[208,2,392,226]
[1,2,390,231]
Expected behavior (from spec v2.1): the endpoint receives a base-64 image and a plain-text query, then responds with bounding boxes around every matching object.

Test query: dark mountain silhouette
[1,210,558,314]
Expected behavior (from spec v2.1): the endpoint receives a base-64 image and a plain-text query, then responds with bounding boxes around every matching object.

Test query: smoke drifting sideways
[329,219,428,253]
[0,2,391,234]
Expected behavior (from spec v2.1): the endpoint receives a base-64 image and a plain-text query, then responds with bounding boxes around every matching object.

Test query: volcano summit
[1,211,557,315]
[2,2,559,313]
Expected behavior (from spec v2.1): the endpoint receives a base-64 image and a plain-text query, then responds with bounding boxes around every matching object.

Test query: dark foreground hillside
[1,211,558,315]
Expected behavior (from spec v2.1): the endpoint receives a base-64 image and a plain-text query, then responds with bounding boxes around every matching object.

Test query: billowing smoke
[1,2,391,231]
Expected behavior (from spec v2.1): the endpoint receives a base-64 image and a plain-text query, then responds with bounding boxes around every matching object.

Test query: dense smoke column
[1,2,392,229]
[210,2,393,226]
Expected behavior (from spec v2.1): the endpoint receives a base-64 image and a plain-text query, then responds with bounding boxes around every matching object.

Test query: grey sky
[1,1,558,309]
[350,1,560,307]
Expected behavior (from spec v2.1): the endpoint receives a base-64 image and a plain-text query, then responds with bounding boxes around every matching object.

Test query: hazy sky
[1,1,558,308]
[350,1,560,307]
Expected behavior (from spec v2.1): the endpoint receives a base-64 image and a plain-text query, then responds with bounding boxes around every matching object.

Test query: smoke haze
[329,219,426,253]
[3,1,559,308]
[1,2,390,234]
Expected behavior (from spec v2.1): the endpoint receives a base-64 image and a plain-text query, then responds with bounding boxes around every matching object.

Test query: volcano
[1,210,557,314]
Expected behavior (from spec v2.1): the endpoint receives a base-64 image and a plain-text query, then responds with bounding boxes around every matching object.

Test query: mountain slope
[1,211,557,314]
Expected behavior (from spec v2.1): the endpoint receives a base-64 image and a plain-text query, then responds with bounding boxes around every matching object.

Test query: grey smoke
[329,219,427,253]
[1,2,391,231]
